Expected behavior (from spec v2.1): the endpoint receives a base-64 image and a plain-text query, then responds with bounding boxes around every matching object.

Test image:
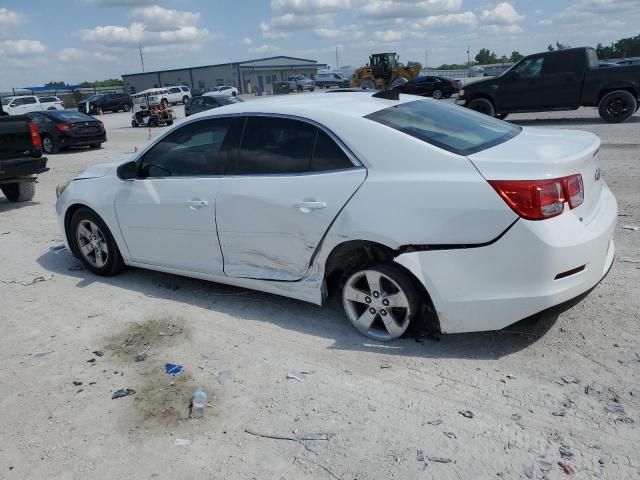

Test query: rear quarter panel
[582,64,640,105]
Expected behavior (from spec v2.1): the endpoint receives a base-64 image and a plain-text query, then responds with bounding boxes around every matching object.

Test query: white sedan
[207,86,238,96]
[55,91,617,341]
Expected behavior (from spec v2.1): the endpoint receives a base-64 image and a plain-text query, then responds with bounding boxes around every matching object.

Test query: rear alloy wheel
[467,98,496,116]
[42,135,58,154]
[342,264,419,341]
[70,208,124,276]
[598,90,637,123]
[1,182,35,202]
[432,89,444,99]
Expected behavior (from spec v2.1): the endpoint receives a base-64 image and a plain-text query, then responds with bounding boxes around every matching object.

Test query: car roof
[198,91,420,121]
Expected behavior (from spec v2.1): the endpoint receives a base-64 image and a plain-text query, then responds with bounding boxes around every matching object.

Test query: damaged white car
[55,91,617,340]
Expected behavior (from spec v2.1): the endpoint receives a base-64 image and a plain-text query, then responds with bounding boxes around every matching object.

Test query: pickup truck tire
[70,207,124,276]
[467,98,495,116]
[42,135,59,154]
[1,181,36,202]
[598,90,637,123]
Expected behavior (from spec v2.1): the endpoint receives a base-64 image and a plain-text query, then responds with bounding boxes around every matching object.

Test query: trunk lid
[468,127,603,223]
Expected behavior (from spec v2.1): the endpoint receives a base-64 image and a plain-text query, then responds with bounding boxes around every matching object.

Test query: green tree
[475,48,498,65]
[509,51,524,62]
[45,81,66,87]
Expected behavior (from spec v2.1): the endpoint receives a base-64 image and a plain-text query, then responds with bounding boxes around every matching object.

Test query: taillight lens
[57,122,72,134]
[489,174,584,220]
[28,121,41,149]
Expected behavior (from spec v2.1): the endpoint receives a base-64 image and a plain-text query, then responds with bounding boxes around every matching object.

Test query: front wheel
[432,89,444,99]
[467,98,496,116]
[342,264,419,341]
[598,90,637,123]
[42,135,58,154]
[123,104,131,112]
[1,181,35,202]
[70,207,124,276]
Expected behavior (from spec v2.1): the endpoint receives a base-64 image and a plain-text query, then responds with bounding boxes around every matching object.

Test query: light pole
[467,45,470,71]
[335,46,339,71]
[138,45,145,73]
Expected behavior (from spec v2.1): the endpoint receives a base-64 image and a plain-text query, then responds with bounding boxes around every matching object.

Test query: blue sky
[1,0,638,89]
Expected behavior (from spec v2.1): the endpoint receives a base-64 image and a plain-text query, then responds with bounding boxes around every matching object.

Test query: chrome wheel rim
[76,220,108,268]
[433,89,443,99]
[42,137,53,153]
[343,270,411,341]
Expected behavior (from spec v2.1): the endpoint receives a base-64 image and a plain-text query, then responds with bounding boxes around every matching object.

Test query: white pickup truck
[1,95,64,116]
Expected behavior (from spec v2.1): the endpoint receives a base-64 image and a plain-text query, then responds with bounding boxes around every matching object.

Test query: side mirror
[117,160,137,180]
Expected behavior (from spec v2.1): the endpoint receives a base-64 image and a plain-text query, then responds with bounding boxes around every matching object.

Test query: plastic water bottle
[190,389,207,418]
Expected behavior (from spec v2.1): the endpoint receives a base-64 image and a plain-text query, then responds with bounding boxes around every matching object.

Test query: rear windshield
[49,111,95,122]
[365,100,521,155]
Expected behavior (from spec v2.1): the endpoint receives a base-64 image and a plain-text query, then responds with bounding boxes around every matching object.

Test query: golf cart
[130,89,175,128]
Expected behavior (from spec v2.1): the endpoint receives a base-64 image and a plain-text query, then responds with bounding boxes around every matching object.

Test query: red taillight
[56,122,72,134]
[28,121,41,149]
[489,174,584,221]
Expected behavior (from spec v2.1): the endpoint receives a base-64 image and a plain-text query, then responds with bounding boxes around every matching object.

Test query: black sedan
[185,94,243,117]
[27,110,106,154]
[394,76,460,99]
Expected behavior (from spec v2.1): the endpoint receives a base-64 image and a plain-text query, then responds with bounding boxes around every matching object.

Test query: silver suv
[286,75,315,92]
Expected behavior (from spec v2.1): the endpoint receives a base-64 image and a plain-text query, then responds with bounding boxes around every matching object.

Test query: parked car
[78,93,132,115]
[185,94,243,116]
[1,95,64,115]
[457,47,640,122]
[616,58,640,66]
[38,96,65,109]
[166,86,192,104]
[27,110,106,154]
[394,75,460,99]
[0,113,48,202]
[315,72,351,89]
[287,75,315,92]
[55,91,617,341]
[130,88,171,108]
[209,86,238,96]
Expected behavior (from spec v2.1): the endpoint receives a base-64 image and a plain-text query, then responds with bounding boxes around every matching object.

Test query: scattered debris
[604,402,625,415]
[135,353,147,362]
[506,374,516,380]
[559,446,573,459]
[287,370,309,382]
[86,358,96,363]
[458,410,474,419]
[174,438,192,446]
[72,381,83,387]
[428,456,452,464]
[32,351,54,358]
[121,333,134,347]
[585,383,604,396]
[444,432,457,439]
[561,376,580,384]
[427,419,443,426]
[112,388,135,399]
[87,313,103,319]
[245,428,334,446]
[18,274,54,286]
[558,461,575,475]
[552,409,567,417]
[416,450,424,462]
[511,414,522,422]
[622,225,639,231]
[165,363,183,376]
[92,350,104,357]
[538,460,553,472]
[67,264,83,272]
[190,389,207,418]
[380,363,392,369]
[201,351,217,360]
[523,465,534,479]
[217,369,232,385]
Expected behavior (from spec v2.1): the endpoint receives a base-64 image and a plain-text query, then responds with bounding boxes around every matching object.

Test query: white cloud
[260,12,334,38]
[241,37,253,45]
[0,8,23,29]
[420,11,476,27]
[356,0,462,19]
[314,24,364,39]
[57,47,117,62]
[480,2,524,24]
[249,44,282,54]
[0,39,47,56]
[79,23,144,45]
[130,5,200,32]
[271,0,351,13]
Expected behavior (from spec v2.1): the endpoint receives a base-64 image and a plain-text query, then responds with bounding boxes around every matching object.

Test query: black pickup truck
[0,105,48,202]
[457,47,640,123]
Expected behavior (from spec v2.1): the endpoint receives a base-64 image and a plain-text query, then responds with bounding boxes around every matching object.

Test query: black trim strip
[396,218,519,254]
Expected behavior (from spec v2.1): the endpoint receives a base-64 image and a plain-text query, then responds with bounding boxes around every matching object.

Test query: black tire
[341,263,420,341]
[310,87,315,92]
[432,89,444,99]
[89,143,102,149]
[69,207,124,276]
[182,96,189,104]
[166,120,173,126]
[495,113,509,120]
[598,90,637,123]
[467,97,496,116]
[131,120,138,128]
[42,134,59,154]
[123,104,131,112]
[232,91,237,97]
[1,182,35,202]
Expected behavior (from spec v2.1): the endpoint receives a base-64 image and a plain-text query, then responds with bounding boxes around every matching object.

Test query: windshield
[87,95,103,102]
[218,96,244,105]
[49,111,95,122]
[1,97,13,106]
[366,100,521,156]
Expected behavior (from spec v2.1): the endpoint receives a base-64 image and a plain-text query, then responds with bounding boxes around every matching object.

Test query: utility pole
[335,46,339,71]
[467,45,470,70]
[139,45,145,72]
[425,48,428,72]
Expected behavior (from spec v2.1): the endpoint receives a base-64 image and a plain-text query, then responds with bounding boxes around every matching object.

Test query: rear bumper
[395,184,617,333]
[59,134,106,147]
[0,156,48,179]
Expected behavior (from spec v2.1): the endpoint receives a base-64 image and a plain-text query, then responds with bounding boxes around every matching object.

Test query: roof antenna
[372,89,400,100]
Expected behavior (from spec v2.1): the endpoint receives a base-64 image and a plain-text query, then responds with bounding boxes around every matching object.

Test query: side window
[169,87,180,93]
[24,97,38,105]
[191,97,204,106]
[204,97,219,106]
[544,52,579,75]
[513,56,544,78]
[237,117,315,175]
[139,118,243,178]
[311,130,353,171]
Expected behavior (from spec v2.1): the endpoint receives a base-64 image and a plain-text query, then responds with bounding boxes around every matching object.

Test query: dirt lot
[1,99,639,480]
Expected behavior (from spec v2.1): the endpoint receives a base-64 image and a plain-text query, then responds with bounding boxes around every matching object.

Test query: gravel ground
[1,98,639,480]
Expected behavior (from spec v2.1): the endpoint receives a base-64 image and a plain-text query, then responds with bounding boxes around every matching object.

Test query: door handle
[186,199,208,209]
[294,201,326,212]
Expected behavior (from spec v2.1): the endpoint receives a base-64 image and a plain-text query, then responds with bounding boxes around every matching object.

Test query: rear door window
[311,130,353,171]
[366,100,521,155]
